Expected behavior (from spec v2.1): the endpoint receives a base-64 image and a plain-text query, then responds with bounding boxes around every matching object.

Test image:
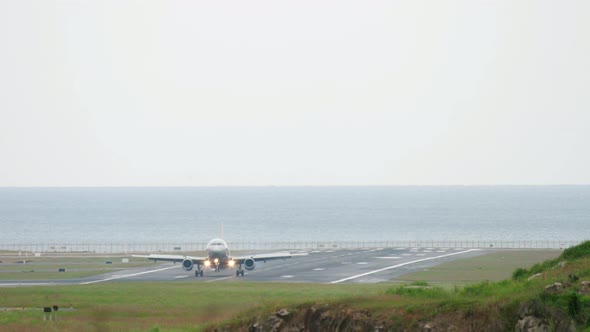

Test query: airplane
[134,238,293,277]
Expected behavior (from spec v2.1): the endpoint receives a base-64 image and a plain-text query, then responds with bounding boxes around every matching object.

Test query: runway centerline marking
[330,249,481,284]
[206,276,233,282]
[80,265,177,285]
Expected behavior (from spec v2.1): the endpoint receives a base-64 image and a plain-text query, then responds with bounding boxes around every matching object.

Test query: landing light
[228,260,235,267]
[214,258,219,263]
[204,260,211,267]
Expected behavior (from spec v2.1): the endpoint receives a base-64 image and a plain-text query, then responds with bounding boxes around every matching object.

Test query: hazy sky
[1,1,589,186]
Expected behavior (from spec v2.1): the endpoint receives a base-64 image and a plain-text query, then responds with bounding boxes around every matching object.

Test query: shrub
[567,293,581,320]
[512,268,529,280]
[386,285,446,298]
[461,281,492,297]
[561,241,590,261]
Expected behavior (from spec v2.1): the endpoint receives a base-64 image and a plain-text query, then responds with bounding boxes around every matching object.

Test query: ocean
[0,186,588,245]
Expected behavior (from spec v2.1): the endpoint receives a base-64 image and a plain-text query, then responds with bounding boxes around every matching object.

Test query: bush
[529,260,559,275]
[567,293,581,320]
[561,241,590,261]
[386,285,446,298]
[461,281,492,297]
[512,268,529,280]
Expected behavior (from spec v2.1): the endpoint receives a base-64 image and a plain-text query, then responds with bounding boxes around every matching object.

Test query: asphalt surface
[0,247,488,287]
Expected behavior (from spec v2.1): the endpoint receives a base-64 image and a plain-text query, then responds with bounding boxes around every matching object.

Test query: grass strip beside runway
[395,249,562,283]
[0,256,159,280]
[0,282,391,331]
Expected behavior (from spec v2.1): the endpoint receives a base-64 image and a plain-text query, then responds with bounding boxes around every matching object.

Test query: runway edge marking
[80,265,178,285]
[329,249,481,284]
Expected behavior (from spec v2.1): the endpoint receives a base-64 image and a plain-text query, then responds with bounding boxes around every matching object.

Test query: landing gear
[236,265,245,277]
[195,266,203,277]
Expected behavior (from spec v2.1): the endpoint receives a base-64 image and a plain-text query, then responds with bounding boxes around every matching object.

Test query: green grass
[396,250,561,283]
[0,256,159,280]
[511,243,590,282]
[0,282,391,331]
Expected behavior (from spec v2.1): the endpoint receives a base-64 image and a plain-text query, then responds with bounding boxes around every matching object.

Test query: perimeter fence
[0,240,583,254]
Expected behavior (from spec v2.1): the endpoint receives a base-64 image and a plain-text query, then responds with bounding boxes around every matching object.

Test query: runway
[0,247,487,287]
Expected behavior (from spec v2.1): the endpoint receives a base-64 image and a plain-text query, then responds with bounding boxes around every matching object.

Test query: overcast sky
[1,1,589,186]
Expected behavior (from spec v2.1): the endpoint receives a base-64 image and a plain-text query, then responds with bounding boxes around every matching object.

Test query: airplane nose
[210,247,225,254]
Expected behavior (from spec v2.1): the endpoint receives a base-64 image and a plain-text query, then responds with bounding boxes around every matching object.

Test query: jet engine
[244,257,256,270]
[182,259,194,271]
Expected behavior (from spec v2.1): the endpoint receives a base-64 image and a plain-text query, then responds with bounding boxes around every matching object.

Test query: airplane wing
[132,254,207,265]
[232,252,294,264]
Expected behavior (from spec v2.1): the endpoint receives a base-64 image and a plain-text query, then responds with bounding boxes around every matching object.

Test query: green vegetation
[397,249,561,283]
[0,255,157,280]
[0,282,390,331]
[562,241,590,261]
[1,244,590,331]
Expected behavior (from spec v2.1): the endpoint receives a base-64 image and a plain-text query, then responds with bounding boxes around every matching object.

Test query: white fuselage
[205,238,232,270]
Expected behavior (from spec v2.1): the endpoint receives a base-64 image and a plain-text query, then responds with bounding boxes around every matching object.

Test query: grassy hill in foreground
[214,242,590,331]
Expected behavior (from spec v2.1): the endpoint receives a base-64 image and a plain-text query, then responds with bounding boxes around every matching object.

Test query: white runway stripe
[0,282,53,287]
[80,265,177,285]
[330,249,480,284]
[206,276,233,282]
